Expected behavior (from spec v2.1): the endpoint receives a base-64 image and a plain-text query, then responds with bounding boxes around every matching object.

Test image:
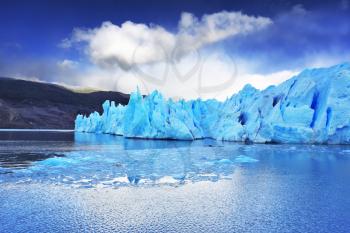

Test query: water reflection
[1,132,350,233]
[0,131,349,188]
[0,152,65,169]
[0,130,74,141]
[73,133,247,187]
[0,132,259,187]
[74,132,225,149]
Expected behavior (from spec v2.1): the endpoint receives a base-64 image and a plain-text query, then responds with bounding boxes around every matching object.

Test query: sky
[0,0,349,100]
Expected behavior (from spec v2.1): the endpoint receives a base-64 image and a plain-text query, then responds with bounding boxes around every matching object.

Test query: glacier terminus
[75,63,350,144]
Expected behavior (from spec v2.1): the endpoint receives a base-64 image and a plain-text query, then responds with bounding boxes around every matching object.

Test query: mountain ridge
[0,77,129,129]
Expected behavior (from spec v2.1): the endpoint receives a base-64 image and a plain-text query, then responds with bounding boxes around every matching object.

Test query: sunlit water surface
[0,131,350,232]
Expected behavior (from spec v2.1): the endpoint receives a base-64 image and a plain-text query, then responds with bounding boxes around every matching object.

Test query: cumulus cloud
[52,10,277,99]
[63,11,272,70]
[4,7,347,101]
[0,50,299,100]
[53,51,296,101]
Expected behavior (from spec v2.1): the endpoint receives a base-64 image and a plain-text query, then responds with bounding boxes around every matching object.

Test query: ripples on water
[1,132,349,189]
[0,131,350,233]
[0,132,262,187]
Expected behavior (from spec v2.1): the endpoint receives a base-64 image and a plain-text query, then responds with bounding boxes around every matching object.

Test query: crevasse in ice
[75,63,350,144]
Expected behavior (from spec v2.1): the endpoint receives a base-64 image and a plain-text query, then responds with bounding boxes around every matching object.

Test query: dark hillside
[0,77,129,129]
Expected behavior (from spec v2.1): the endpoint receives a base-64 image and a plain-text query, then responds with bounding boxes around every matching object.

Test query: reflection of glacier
[72,133,248,186]
[76,63,350,144]
[2,133,348,188]
[2,133,258,187]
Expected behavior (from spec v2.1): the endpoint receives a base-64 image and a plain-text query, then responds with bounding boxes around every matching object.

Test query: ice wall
[75,63,350,144]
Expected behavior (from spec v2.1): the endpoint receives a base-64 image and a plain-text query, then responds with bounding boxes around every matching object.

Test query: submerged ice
[75,63,350,144]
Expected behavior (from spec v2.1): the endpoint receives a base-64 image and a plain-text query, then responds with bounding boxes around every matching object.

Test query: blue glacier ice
[75,63,350,144]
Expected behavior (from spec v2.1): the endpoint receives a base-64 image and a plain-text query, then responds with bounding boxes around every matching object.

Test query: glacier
[75,63,350,144]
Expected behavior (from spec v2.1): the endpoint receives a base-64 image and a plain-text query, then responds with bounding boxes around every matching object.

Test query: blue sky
[0,0,349,99]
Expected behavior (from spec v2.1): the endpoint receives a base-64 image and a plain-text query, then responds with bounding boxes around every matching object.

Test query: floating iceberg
[75,63,350,144]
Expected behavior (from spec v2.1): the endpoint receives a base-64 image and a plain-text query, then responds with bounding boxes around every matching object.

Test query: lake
[0,130,350,233]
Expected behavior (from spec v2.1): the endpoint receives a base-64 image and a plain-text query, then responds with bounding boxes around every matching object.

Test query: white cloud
[57,59,78,69]
[63,11,272,70]
[237,70,298,90]
[176,11,272,59]
[58,38,72,49]
[291,4,308,15]
[56,11,289,100]
[56,51,297,101]
[68,21,176,70]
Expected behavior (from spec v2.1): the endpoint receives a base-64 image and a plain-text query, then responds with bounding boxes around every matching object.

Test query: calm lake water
[0,130,350,233]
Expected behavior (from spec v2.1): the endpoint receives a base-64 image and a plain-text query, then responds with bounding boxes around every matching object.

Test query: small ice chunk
[234,155,258,163]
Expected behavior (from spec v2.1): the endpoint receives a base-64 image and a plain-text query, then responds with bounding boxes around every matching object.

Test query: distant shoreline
[0,129,74,132]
